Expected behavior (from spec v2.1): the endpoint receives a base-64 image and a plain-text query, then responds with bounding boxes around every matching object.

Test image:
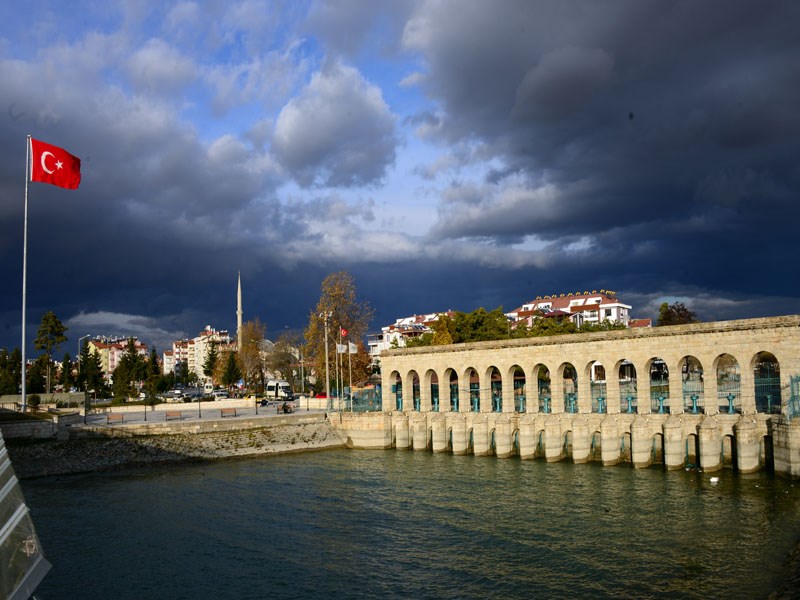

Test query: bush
[27,394,41,410]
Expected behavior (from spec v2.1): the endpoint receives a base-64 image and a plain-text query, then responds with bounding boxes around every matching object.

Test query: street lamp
[320,311,332,412]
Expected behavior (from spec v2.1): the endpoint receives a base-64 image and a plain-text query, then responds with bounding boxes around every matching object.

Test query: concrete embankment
[6,414,345,479]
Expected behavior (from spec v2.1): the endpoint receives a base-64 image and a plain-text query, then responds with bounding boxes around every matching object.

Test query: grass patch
[0,409,54,423]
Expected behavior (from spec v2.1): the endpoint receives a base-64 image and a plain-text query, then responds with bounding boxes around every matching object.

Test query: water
[19,450,800,599]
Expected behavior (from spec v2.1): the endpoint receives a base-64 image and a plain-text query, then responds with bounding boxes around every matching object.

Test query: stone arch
[489,427,496,455]
[467,427,474,453]
[563,430,574,460]
[620,432,632,463]
[760,434,774,471]
[559,362,578,413]
[590,430,602,461]
[647,358,670,414]
[465,368,480,412]
[586,360,607,413]
[408,370,421,411]
[752,351,781,414]
[445,368,459,412]
[426,369,440,412]
[651,433,664,466]
[686,433,700,468]
[512,428,520,455]
[714,354,741,414]
[390,370,403,411]
[534,364,552,413]
[509,365,526,413]
[617,359,638,414]
[535,429,546,459]
[680,355,704,414]
[722,434,738,470]
[487,366,502,412]
[446,427,453,452]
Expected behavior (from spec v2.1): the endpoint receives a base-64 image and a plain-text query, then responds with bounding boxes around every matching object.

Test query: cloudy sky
[1,0,798,355]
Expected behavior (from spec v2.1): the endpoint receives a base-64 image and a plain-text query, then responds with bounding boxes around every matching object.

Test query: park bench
[220,408,237,418]
[107,414,123,425]
[165,411,182,421]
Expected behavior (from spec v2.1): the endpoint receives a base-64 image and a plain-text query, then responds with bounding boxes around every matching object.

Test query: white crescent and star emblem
[40,151,64,174]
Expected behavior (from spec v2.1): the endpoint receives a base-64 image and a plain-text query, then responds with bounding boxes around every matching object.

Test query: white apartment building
[507,290,632,327]
[368,311,454,360]
[164,325,232,380]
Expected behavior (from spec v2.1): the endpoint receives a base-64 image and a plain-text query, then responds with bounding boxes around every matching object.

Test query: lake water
[19,450,800,599]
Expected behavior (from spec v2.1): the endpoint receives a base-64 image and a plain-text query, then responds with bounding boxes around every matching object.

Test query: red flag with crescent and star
[29,138,81,189]
[340,327,348,338]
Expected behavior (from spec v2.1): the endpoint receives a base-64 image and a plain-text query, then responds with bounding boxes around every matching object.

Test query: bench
[220,408,237,418]
[165,411,182,421]
[107,414,123,425]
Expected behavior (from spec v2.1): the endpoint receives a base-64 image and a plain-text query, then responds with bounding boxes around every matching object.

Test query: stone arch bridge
[337,315,800,478]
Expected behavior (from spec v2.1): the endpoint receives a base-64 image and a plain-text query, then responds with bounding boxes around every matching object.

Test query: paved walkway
[85,403,327,426]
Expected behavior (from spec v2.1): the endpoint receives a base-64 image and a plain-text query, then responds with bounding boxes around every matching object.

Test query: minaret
[237,271,243,350]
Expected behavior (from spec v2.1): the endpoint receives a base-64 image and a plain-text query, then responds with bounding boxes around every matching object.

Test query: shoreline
[6,419,346,479]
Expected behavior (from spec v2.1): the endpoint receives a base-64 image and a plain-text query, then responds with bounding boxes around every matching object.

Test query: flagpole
[21,135,30,412]
[348,342,352,412]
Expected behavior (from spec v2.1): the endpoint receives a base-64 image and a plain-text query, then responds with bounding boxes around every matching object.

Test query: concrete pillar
[420,377,432,412]
[571,419,591,464]
[472,418,490,456]
[668,369,683,414]
[606,376,621,415]
[502,378,514,414]
[601,417,621,466]
[544,420,563,462]
[698,418,722,472]
[739,365,756,414]
[578,374,592,414]
[640,373,652,415]
[772,416,800,479]
[431,416,447,453]
[705,373,720,416]
[551,375,564,414]
[663,417,686,470]
[494,417,515,458]
[450,418,469,455]
[518,418,536,460]
[734,417,760,473]
[394,414,410,449]
[411,415,428,451]
[631,418,652,468]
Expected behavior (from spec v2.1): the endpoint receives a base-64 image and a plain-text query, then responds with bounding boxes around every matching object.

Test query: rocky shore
[6,420,345,479]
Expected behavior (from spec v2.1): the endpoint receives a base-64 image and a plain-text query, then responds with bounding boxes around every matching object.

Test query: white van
[265,380,294,401]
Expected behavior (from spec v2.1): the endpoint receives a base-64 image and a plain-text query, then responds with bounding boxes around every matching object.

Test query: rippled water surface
[20,450,800,599]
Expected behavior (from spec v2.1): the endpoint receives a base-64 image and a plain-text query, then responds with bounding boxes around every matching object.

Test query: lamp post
[320,311,332,412]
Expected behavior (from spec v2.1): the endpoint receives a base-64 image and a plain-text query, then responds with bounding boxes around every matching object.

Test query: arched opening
[680,356,704,414]
[468,369,480,412]
[589,361,607,413]
[618,360,637,413]
[722,434,738,470]
[590,431,602,462]
[447,370,459,412]
[535,430,546,459]
[391,371,403,411]
[489,367,502,413]
[512,366,526,413]
[716,354,741,414]
[563,431,573,460]
[761,435,775,472]
[620,432,632,463]
[561,363,578,413]
[410,371,421,411]
[686,434,700,468]
[536,364,551,413]
[651,433,664,466]
[428,370,440,412]
[512,429,520,456]
[649,359,669,414]
[753,352,781,414]
[428,427,433,452]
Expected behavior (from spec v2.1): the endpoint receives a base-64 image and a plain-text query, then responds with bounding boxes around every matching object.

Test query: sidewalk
[85,402,326,426]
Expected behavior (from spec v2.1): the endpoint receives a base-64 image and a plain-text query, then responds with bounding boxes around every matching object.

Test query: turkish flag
[340,328,348,337]
[30,138,81,189]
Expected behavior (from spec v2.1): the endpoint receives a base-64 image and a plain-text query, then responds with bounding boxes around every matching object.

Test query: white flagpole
[21,135,30,412]
[348,341,352,412]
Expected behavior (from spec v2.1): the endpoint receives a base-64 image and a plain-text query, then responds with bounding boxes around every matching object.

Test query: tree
[238,319,266,391]
[657,302,699,326]
[305,272,374,394]
[77,342,105,398]
[0,348,21,395]
[112,338,147,401]
[203,341,218,384]
[267,332,300,385]
[59,353,74,391]
[220,351,242,391]
[34,311,68,393]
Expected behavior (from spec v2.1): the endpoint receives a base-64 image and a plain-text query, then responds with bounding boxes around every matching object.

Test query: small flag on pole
[348,342,357,354]
[340,327,348,337]
[336,343,348,354]
[29,138,81,189]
